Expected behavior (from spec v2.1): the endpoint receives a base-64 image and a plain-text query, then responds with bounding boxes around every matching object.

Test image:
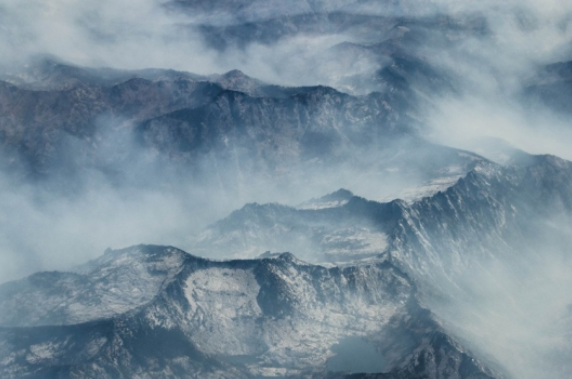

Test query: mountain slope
[0,245,498,379]
[0,246,187,327]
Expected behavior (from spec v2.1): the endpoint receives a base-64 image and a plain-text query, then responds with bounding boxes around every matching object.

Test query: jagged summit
[260,250,306,264]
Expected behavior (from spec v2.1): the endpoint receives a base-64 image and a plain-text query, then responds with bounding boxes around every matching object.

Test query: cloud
[427,95,572,161]
[409,0,572,161]
[431,236,572,379]
[0,170,213,283]
[0,0,213,72]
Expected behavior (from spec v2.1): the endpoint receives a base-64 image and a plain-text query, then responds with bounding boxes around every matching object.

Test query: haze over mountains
[0,0,572,378]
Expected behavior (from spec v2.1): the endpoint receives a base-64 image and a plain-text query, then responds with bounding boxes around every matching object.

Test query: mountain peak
[221,69,249,79]
[209,68,266,96]
[321,188,354,201]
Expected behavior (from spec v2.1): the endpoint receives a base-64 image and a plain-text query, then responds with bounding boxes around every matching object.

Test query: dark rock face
[135,86,408,165]
[0,67,222,178]
[321,307,498,379]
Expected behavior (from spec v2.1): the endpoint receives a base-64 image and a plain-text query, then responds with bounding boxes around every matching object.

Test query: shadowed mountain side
[135,86,412,165]
[0,59,419,192]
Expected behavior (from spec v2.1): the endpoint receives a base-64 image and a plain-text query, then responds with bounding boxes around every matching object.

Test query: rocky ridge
[0,245,498,379]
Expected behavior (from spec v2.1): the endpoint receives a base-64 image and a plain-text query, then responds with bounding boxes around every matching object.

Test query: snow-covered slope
[0,246,187,327]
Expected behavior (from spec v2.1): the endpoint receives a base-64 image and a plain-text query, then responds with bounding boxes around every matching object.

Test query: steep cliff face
[0,245,498,379]
[389,155,572,284]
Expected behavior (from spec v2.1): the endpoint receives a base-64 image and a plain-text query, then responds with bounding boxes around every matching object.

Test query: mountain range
[0,1,572,378]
